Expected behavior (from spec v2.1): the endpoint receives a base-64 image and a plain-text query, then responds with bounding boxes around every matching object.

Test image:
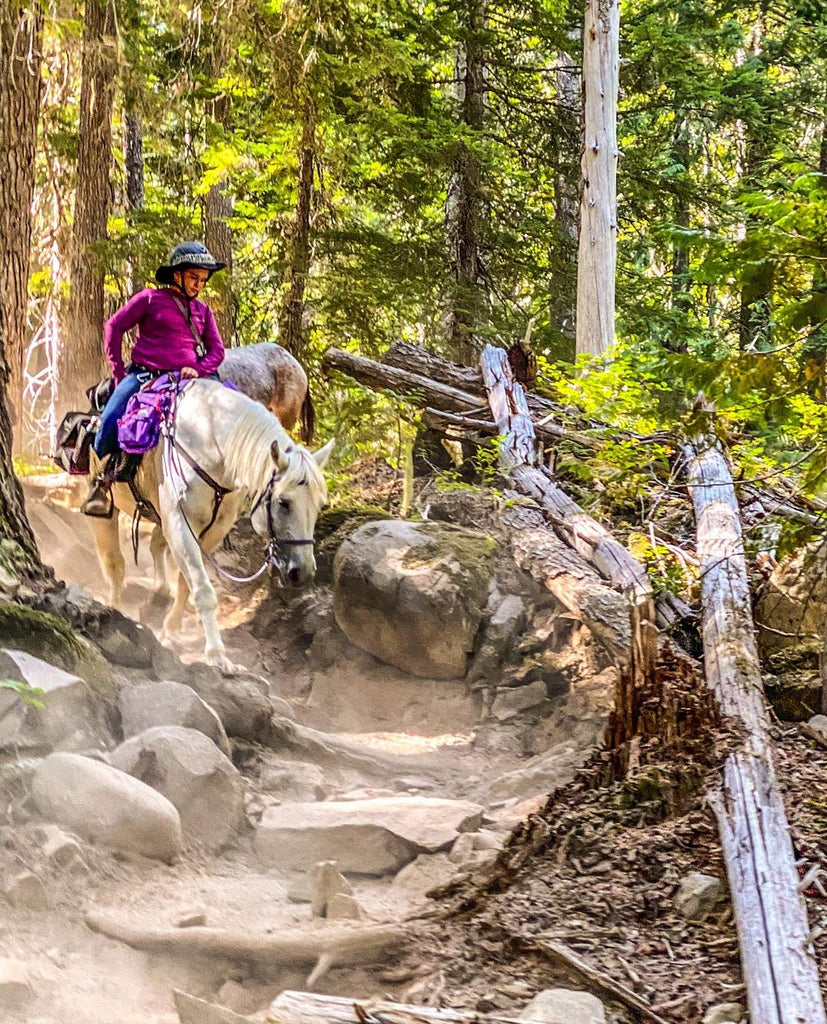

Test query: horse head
[250,437,334,586]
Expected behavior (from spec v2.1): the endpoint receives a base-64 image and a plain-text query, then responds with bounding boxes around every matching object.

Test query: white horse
[89,378,333,672]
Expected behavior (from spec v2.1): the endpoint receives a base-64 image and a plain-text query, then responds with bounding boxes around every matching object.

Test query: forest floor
[6,468,827,1024]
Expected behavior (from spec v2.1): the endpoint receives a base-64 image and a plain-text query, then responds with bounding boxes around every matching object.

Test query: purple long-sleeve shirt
[104,287,225,382]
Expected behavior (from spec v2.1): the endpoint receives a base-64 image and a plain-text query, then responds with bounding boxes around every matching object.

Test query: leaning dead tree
[684,417,826,1024]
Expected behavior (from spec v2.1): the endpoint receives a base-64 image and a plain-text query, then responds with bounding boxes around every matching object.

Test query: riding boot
[81,451,114,517]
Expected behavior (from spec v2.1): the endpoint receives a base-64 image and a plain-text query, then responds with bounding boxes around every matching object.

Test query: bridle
[160,382,317,586]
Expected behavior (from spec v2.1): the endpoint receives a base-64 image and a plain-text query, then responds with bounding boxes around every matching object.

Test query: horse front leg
[89,510,125,609]
[158,492,237,673]
[149,526,171,599]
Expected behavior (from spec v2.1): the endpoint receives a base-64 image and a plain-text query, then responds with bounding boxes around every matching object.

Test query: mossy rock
[0,602,116,709]
[315,506,393,585]
[332,519,497,679]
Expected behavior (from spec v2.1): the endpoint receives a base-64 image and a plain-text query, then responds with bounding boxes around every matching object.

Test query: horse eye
[278,496,291,511]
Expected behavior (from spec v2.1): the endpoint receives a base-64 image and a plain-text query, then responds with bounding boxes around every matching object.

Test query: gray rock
[702,1003,746,1024]
[393,853,457,893]
[255,796,484,875]
[259,759,329,801]
[326,893,364,920]
[4,871,50,911]
[38,824,88,873]
[120,681,231,756]
[310,860,353,917]
[0,648,112,752]
[31,752,182,862]
[110,726,244,851]
[807,714,827,740]
[333,520,496,678]
[490,681,549,722]
[519,988,606,1024]
[0,958,32,1010]
[674,872,727,921]
[468,594,527,683]
[488,745,580,802]
[174,989,255,1024]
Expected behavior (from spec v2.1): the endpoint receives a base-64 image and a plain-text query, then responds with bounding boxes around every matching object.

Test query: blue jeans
[94,372,148,457]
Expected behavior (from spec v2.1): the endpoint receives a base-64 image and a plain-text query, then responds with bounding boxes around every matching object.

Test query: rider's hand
[180,366,198,379]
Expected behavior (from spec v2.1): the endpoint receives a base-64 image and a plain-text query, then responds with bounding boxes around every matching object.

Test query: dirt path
[0,485,613,1023]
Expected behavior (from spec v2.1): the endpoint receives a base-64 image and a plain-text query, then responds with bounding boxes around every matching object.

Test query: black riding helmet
[155,241,226,285]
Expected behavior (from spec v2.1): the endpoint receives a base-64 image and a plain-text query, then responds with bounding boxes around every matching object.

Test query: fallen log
[267,991,527,1024]
[85,910,408,987]
[323,348,487,416]
[684,424,826,1024]
[480,345,653,610]
[503,497,632,660]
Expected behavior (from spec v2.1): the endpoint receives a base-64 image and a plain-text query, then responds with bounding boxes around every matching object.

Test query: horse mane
[220,391,327,505]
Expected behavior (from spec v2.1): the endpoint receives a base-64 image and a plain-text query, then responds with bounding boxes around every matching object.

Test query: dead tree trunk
[447,0,486,365]
[480,344,652,609]
[203,83,235,346]
[576,0,620,358]
[57,0,117,416]
[0,1,43,444]
[684,425,826,1024]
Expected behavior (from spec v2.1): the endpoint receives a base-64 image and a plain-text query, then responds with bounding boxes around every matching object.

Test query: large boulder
[0,648,114,753]
[119,681,231,756]
[110,726,244,850]
[333,520,496,678]
[254,796,484,875]
[31,752,182,862]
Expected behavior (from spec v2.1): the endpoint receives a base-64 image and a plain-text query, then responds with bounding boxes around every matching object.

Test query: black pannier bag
[52,411,97,475]
[86,376,115,413]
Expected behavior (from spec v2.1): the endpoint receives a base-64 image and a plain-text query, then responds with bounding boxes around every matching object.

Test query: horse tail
[299,389,316,445]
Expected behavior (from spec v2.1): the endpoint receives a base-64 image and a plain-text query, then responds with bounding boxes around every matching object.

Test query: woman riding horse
[82,241,227,516]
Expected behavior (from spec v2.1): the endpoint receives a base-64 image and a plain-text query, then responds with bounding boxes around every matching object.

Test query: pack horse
[89,377,333,673]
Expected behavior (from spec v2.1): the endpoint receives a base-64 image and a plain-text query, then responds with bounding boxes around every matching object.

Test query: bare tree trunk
[575,0,619,358]
[685,415,826,1024]
[447,0,486,365]
[57,0,117,415]
[279,100,316,360]
[0,1,43,447]
[554,46,580,347]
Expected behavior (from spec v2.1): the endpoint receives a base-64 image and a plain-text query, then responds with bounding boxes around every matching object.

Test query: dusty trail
[0,480,614,1024]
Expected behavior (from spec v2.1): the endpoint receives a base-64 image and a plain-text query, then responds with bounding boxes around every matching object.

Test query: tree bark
[480,344,652,608]
[279,99,316,360]
[57,0,117,416]
[203,87,235,346]
[447,0,486,365]
[124,112,145,213]
[0,1,43,444]
[0,306,44,581]
[684,421,826,1024]
[575,0,620,358]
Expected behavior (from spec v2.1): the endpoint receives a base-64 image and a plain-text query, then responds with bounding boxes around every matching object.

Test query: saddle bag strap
[171,295,206,360]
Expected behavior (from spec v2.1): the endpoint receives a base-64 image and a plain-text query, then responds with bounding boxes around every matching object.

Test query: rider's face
[175,269,210,298]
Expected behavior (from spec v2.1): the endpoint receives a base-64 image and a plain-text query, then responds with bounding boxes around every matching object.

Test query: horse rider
[82,242,227,516]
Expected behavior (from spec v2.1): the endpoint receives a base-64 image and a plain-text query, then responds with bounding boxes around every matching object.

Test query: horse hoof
[206,651,245,675]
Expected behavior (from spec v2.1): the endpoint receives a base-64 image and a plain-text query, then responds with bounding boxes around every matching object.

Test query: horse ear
[270,439,289,470]
[313,438,334,470]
